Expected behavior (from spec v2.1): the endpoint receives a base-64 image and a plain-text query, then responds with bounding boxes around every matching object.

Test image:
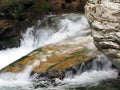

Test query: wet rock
[0,20,22,49]
[85,0,120,69]
[31,54,116,88]
[0,36,99,79]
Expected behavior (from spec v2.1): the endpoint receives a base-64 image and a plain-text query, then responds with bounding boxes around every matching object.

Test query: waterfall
[0,14,90,69]
[0,13,119,90]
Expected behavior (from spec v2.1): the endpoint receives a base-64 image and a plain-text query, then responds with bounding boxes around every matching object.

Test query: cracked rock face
[85,0,120,69]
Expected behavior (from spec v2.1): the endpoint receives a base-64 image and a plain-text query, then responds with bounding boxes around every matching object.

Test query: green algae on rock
[0,36,99,79]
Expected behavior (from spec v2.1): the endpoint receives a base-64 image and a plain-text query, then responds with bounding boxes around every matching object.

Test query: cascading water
[0,14,90,69]
[0,13,119,90]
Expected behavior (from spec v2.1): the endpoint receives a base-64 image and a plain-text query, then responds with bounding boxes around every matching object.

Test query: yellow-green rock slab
[0,37,99,75]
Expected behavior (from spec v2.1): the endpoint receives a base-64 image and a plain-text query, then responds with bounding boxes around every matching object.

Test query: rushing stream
[0,13,119,90]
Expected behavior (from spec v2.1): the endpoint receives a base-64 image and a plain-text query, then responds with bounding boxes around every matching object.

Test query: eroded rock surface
[85,0,120,69]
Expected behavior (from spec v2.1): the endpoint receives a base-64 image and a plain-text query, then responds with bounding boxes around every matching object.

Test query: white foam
[63,70,118,86]
[44,15,90,45]
[0,60,40,88]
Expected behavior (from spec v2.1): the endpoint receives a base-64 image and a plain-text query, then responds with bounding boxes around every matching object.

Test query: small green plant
[12,5,22,19]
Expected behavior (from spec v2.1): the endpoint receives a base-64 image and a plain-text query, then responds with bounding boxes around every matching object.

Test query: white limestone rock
[85,0,120,69]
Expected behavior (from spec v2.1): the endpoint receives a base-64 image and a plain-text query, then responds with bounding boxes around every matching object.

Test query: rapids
[0,13,119,90]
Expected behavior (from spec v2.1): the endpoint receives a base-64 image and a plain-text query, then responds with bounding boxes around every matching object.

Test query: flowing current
[0,14,119,90]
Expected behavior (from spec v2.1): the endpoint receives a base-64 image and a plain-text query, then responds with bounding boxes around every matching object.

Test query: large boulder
[85,0,120,69]
[0,36,99,79]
